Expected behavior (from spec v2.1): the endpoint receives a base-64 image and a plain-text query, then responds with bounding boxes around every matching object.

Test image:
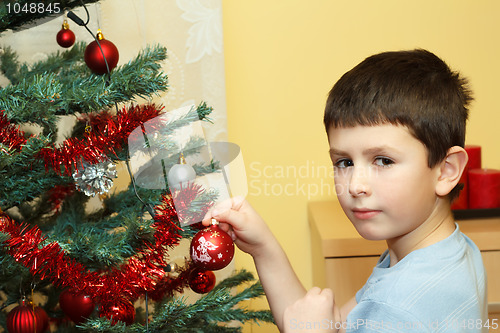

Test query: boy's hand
[283,287,341,333]
[204,196,310,331]
[202,196,273,258]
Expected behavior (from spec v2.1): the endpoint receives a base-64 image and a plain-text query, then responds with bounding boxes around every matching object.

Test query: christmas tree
[0,0,272,332]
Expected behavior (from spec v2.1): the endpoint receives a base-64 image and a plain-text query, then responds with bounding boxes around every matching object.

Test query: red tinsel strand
[0,194,187,306]
[0,110,28,151]
[39,136,110,174]
[172,183,214,224]
[83,104,163,141]
[82,104,164,156]
[46,185,75,214]
[0,218,98,288]
[38,104,163,175]
[0,216,155,302]
[93,195,185,301]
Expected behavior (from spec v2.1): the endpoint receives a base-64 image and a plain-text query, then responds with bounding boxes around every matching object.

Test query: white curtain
[99,0,228,144]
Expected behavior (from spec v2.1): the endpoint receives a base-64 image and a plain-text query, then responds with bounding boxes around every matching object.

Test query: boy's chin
[351,222,390,241]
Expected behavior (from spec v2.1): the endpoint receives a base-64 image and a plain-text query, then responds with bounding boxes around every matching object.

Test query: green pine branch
[0,135,71,211]
[0,233,39,309]
[47,189,158,269]
[0,168,70,211]
[0,46,22,85]
[0,44,169,128]
[75,270,273,333]
[19,42,88,83]
[42,179,216,269]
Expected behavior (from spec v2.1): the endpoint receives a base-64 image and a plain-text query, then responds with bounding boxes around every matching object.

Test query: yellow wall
[222,1,500,332]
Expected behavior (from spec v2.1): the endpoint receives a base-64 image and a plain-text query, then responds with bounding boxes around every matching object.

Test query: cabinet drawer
[483,251,500,303]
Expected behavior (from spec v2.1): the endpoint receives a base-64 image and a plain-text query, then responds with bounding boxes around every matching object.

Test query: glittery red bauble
[7,299,49,333]
[84,31,119,75]
[189,269,216,294]
[59,289,95,324]
[190,223,234,270]
[56,23,75,48]
[98,299,135,326]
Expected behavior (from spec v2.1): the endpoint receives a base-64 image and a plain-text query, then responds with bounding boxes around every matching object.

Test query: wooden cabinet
[309,200,500,330]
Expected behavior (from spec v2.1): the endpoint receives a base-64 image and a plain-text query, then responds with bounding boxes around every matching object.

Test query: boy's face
[328,124,441,241]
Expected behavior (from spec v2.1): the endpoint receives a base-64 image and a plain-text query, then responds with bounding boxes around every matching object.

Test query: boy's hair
[324,49,473,201]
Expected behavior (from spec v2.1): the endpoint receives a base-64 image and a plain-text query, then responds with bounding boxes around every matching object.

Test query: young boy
[202,49,487,332]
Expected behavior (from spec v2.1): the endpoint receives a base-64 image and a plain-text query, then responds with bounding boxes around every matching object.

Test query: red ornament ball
[190,221,234,270]
[98,299,135,326]
[7,299,49,333]
[189,269,216,294]
[56,21,75,48]
[84,30,119,75]
[59,289,95,324]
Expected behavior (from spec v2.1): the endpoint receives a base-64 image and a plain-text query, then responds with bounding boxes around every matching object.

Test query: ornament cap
[211,218,219,226]
[62,19,70,30]
[164,263,177,273]
[19,296,31,306]
[179,152,186,164]
[96,29,105,40]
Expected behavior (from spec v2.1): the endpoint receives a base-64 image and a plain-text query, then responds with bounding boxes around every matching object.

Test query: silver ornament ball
[167,163,196,190]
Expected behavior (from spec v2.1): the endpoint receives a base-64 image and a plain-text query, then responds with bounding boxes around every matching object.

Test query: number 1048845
[5,2,61,14]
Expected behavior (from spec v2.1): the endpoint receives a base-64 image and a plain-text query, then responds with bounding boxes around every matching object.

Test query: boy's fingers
[202,196,247,227]
[212,196,245,216]
[307,287,321,296]
[320,288,334,299]
[201,202,229,225]
[211,206,246,230]
[230,195,246,210]
[202,212,213,226]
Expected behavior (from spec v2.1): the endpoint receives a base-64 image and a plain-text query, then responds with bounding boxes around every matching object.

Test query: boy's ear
[435,146,468,197]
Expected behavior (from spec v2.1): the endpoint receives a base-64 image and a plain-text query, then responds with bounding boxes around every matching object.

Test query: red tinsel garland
[1,105,163,175]
[38,104,163,175]
[0,194,192,308]
[0,110,27,151]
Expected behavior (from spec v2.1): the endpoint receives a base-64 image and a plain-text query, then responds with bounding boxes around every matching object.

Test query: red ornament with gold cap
[56,20,75,48]
[84,29,119,75]
[6,297,49,333]
[190,219,234,271]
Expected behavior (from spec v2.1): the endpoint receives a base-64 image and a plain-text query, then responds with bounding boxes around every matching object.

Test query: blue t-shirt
[346,224,487,332]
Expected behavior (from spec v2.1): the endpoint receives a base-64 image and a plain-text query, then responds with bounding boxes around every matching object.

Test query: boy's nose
[348,167,371,197]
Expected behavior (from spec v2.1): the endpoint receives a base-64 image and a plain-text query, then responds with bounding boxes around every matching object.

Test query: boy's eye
[334,159,354,168]
[374,157,394,167]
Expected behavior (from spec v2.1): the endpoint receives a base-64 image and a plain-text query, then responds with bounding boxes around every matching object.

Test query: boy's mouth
[352,208,382,220]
